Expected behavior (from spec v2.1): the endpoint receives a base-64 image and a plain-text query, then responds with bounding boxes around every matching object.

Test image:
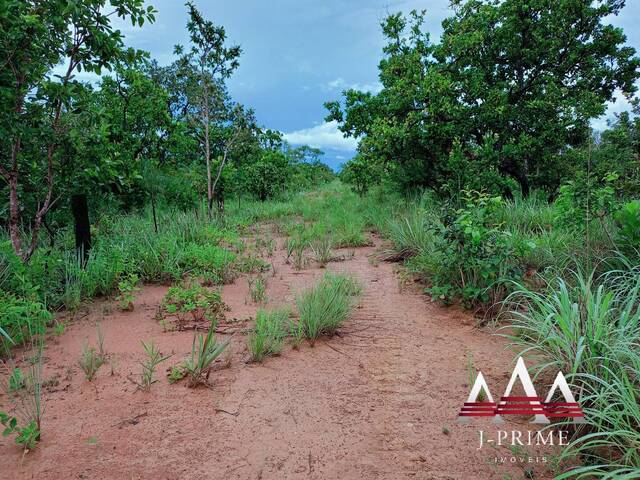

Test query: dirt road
[1,239,553,479]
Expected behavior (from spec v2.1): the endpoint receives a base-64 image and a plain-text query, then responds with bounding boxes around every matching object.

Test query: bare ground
[1,237,556,479]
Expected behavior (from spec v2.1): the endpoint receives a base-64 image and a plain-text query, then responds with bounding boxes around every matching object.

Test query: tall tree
[175,1,241,219]
[0,0,155,260]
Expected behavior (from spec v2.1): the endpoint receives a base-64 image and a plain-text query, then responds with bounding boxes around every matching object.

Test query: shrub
[248,308,289,362]
[0,293,51,350]
[160,282,228,328]
[427,191,519,307]
[295,273,361,346]
[614,199,640,251]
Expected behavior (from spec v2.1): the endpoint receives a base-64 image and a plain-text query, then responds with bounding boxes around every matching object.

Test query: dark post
[71,194,91,266]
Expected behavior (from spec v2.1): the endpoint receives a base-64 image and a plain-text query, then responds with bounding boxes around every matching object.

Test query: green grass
[295,272,361,346]
[504,270,640,478]
[183,320,231,388]
[248,307,290,362]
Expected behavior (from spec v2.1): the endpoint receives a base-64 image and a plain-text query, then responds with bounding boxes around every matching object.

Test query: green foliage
[181,244,236,284]
[615,200,640,250]
[182,320,231,388]
[0,292,51,349]
[310,237,333,267]
[161,282,228,328]
[339,154,380,196]
[1,414,40,451]
[133,341,171,392]
[295,273,361,346]
[248,276,267,304]
[327,3,639,195]
[506,271,640,478]
[248,308,290,362]
[8,368,25,392]
[428,192,518,307]
[116,274,140,311]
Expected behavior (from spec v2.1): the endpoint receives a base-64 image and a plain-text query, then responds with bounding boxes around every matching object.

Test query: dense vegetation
[1,0,639,478]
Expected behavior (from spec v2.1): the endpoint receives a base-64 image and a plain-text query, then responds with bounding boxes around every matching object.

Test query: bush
[0,293,51,350]
[160,282,228,328]
[248,308,290,362]
[295,273,361,346]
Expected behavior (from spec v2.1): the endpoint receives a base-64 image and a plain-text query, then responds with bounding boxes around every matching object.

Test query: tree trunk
[71,194,91,267]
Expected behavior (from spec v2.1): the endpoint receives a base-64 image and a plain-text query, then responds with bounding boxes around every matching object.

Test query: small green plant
[1,413,40,451]
[248,308,289,362]
[182,320,231,388]
[131,341,171,391]
[295,273,361,346]
[291,241,308,270]
[311,237,333,267]
[615,199,640,249]
[1,341,45,451]
[78,342,105,381]
[248,275,267,304]
[161,282,228,328]
[167,364,187,383]
[116,274,140,311]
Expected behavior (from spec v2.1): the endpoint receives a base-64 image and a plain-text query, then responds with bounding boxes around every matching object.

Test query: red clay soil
[1,238,558,479]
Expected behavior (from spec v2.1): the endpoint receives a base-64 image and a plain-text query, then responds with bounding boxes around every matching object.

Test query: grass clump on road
[295,273,361,346]
[248,307,290,362]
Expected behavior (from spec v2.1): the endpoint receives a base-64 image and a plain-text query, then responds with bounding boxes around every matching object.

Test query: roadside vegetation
[1,0,639,477]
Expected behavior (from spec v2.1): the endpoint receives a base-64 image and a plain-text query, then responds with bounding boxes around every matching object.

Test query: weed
[248,308,290,361]
[295,273,361,346]
[131,341,171,391]
[182,320,231,388]
[248,275,267,304]
[116,273,139,311]
[78,343,105,381]
[161,282,228,328]
[311,237,333,267]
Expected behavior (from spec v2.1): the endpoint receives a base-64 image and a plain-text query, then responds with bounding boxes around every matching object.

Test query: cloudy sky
[117,0,640,170]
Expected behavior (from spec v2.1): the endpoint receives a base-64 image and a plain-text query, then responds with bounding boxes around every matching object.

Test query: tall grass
[295,273,361,346]
[504,270,640,478]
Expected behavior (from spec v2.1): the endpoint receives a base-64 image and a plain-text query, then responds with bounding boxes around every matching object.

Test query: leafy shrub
[160,282,228,328]
[427,191,519,307]
[0,292,51,349]
[295,273,361,346]
[614,199,640,250]
[248,308,289,362]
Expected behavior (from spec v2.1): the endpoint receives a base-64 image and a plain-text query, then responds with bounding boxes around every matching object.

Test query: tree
[327,2,639,196]
[0,0,155,261]
[175,1,242,219]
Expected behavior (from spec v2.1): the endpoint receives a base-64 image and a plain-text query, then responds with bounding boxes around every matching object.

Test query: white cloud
[322,77,382,94]
[591,88,637,131]
[283,121,359,151]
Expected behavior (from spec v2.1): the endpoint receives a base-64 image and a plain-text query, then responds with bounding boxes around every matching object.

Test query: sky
[114,0,640,170]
